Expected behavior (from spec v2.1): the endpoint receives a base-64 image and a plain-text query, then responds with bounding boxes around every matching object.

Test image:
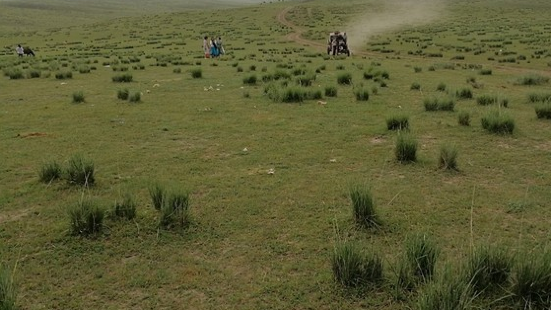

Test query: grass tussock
[149,183,165,210]
[424,97,455,111]
[128,91,141,103]
[332,241,383,287]
[481,110,515,134]
[386,114,409,131]
[405,234,439,282]
[458,111,470,126]
[416,266,473,310]
[510,249,551,309]
[514,74,549,86]
[438,144,458,171]
[66,154,95,187]
[159,190,191,229]
[113,194,137,220]
[72,91,85,103]
[410,82,421,90]
[349,185,380,228]
[455,87,473,100]
[324,85,337,97]
[535,103,551,119]
[466,245,511,294]
[354,88,369,101]
[528,92,551,103]
[117,88,129,100]
[68,199,105,236]
[190,68,202,79]
[39,160,62,183]
[337,72,352,85]
[0,264,17,310]
[395,133,418,163]
[112,73,133,82]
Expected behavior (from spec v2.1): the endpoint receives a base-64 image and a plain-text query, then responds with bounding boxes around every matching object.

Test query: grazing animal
[23,47,35,56]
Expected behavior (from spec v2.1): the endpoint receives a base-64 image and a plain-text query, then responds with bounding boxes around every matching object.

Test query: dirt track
[275,4,550,75]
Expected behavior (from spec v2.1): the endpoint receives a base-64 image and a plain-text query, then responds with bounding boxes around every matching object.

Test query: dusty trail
[275,3,550,75]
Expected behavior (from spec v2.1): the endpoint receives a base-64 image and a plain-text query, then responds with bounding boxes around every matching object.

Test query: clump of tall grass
[405,234,439,281]
[394,259,416,293]
[295,74,316,86]
[243,74,257,85]
[332,241,383,287]
[349,185,379,228]
[386,114,409,131]
[395,133,418,163]
[458,111,470,126]
[55,71,73,80]
[510,249,551,309]
[39,160,62,183]
[0,264,17,310]
[149,183,165,210]
[481,110,515,134]
[66,154,95,186]
[535,103,551,119]
[479,68,492,75]
[26,68,41,78]
[527,92,551,103]
[68,199,105,236]
[465,245,511,294]
[117,88,129,100]
[72,91,85,103]
[78,66,91,74]
[455,87,473,99]
[355,88,369,101]
[113,194,137,220]
[477,94,497,106]
[159,190,191,228]
[514,74,549,86]
[424,97,455,111]
[128,92,141,103]
[337,72,352,85]
[112,73,133,82]
[436,82,447,92]
[324,86,337,97]
[438,144,458,171]
[416,266,473,310]
[5,68,24,80]
[410,82,421,90]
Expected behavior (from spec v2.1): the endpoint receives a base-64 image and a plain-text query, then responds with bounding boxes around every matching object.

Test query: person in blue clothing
[210,37,219,58]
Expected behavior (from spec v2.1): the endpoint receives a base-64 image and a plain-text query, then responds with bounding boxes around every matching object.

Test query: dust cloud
[345,0,447,51]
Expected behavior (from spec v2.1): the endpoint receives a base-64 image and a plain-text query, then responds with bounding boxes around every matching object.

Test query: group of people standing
[203,36,224,58]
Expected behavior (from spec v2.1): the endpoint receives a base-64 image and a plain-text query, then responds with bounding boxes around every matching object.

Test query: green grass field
[1,0,551,309]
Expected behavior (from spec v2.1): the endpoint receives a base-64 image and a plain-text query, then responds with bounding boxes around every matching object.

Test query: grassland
[1,0,551,309]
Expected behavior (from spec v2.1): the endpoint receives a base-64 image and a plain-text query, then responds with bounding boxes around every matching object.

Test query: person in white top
[16,44,24,57]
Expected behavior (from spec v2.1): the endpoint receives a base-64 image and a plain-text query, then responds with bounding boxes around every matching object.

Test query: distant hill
[0,0,274,33]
